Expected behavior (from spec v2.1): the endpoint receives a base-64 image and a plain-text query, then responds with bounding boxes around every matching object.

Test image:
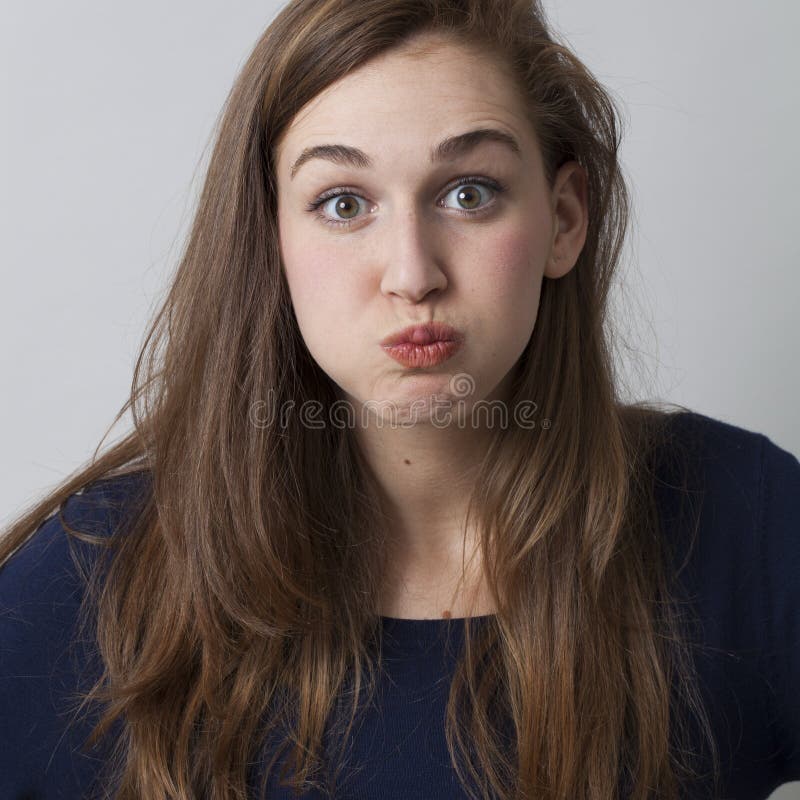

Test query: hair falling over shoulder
[0,1,720,798]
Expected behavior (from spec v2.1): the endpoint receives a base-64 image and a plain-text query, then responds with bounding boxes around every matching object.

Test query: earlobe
[544,251,575,279]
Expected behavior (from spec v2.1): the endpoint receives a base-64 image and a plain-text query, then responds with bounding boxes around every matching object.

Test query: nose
[379,207,448,304]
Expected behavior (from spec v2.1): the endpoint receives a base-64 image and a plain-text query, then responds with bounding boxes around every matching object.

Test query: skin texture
[275,32,588,618]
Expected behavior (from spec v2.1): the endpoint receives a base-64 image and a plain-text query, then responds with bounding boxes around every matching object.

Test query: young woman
[1,1,798,798]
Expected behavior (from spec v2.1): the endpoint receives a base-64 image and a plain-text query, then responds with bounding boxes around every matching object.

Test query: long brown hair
[1,0,719,797]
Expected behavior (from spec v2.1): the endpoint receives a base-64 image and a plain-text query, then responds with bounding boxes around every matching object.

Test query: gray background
[1,3,797,795]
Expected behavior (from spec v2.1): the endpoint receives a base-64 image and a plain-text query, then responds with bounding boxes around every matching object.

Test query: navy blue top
[1,411,799,799]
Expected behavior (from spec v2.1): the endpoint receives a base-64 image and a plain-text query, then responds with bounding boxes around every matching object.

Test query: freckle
[403,459,411,465]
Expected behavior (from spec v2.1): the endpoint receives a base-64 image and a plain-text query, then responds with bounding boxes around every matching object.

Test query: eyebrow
[289,127,522,180]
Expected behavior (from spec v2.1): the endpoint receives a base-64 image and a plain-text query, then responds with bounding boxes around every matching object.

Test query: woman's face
[275,33,583,423]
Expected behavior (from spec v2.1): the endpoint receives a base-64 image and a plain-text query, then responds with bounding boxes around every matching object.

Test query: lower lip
[382,339,463,368]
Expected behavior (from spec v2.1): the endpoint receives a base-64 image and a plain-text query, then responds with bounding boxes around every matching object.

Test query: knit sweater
[1,411,798,799]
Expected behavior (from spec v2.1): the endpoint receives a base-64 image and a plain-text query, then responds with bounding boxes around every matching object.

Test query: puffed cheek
[477,230,544,294]
[282,245,342,303]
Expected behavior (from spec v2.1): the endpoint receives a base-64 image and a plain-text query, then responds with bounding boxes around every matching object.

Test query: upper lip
[381,321,464,347]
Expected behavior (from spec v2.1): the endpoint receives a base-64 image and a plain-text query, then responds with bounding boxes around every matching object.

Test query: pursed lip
[380,322,465,348]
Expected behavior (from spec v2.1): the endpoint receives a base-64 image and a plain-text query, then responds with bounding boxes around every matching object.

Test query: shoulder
[653,407,800,617]
[655,408,771,477]
[651,408,799,606]
[650,409,796,530]
[653,411,800,789]
[0,470,151,796]
[0,470,151,598]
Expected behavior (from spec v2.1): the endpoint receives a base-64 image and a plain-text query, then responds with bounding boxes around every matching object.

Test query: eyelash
[304,175,507,229]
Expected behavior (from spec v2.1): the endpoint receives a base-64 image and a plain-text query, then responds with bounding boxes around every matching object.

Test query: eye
[439,179,501,213]
[305,175,506,229]
[311,193,367,226]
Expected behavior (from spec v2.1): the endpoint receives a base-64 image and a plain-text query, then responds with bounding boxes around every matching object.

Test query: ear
[544,161,589,279]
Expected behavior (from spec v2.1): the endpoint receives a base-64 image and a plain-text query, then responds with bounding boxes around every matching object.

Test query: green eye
[306,175,506,229]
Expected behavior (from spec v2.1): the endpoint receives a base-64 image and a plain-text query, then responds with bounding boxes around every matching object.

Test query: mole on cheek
[403,459,411,465]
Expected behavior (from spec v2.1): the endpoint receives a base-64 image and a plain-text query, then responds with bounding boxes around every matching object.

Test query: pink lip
[381,322,465,368]
[381,322,464,347]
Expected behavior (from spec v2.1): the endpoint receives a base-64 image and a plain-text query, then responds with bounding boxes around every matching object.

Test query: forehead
[275,36,535,171]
